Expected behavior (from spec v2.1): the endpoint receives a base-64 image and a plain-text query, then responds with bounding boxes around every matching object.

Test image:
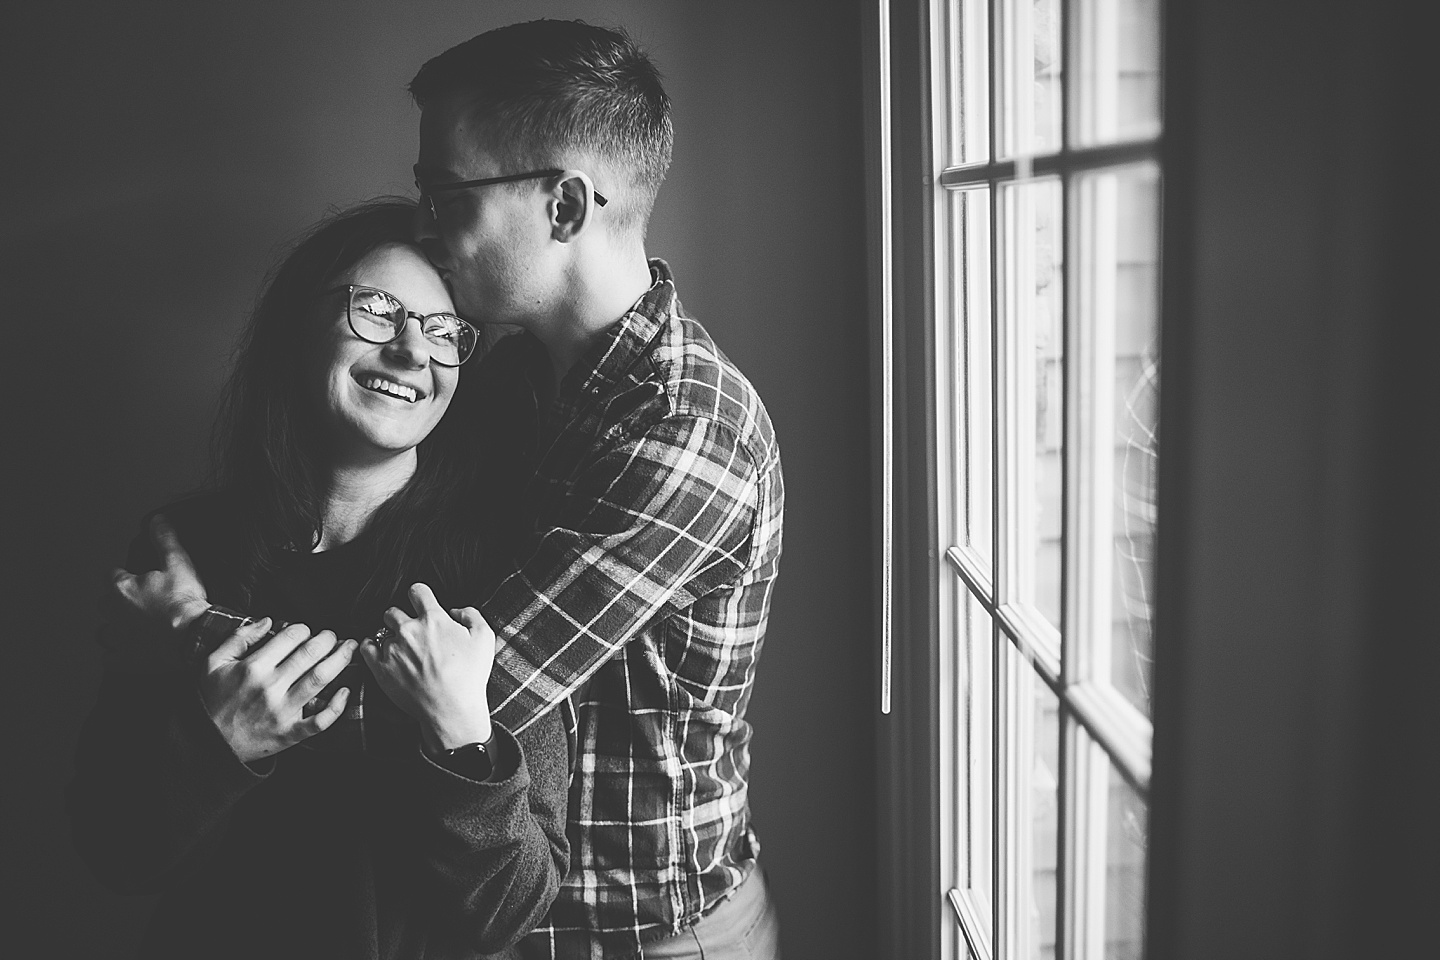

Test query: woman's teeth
[361,377,418,402]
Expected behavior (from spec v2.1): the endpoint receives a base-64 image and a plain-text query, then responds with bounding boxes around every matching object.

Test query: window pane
[950,188,994,566]
[1001,179,1064,632]
[1000,0,1064,156]
[1113,351,1158,715]
[1075,164,1159,714]
[947,0,992,163]
[1073,0,1161,144]
[1013,653,1061,959]
[944,578,996,958]
[1109,168,1160,714]
[1103,764,1147,959]
[961,588,994,908]
[963,0,991,162]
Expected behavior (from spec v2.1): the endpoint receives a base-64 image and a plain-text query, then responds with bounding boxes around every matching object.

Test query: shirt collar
[558,258,677,404]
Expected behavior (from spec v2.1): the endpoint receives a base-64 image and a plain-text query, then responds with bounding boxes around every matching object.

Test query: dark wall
[2,2,875,956]
[1146,1,1440,958]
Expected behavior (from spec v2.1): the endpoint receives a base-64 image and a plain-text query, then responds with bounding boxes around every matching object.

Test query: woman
[67,199,568,959]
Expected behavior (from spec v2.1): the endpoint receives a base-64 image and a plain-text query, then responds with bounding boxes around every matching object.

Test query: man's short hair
[410,19,673,237]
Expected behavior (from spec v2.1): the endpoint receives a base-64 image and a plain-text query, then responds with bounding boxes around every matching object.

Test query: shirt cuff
[183,605,261,668]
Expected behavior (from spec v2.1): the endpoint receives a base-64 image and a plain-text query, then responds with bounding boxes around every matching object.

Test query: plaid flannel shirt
[185,260,782,958]
[488,259,783,959]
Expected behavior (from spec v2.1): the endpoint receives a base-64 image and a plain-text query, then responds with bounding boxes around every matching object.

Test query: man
[119,19,784,960]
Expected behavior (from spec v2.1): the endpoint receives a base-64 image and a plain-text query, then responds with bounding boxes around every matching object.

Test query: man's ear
[549,170,600,242]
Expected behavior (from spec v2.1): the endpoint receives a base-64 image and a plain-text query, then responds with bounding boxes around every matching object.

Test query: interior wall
[1146,1,1439,958]
[1,2,876,956]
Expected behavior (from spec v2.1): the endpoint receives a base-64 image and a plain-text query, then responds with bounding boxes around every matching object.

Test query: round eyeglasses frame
[413,166,609,221]
[327,284,479,367]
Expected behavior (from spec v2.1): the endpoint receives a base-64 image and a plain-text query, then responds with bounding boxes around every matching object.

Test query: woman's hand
[111,514,211,633]
[360,583,496,753]
[199,618,357,764]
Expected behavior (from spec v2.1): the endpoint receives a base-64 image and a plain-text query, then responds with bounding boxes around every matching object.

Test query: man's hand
[199,618,357,764]
[361,583,496,753]
[112,514,210,632]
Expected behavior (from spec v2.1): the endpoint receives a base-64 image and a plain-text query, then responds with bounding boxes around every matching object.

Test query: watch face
[443,742,494,781]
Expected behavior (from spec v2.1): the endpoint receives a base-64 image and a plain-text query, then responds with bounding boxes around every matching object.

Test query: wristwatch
[432,731,499,782]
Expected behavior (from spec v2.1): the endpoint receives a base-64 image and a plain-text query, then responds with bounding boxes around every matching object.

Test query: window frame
[870,0,1164,957]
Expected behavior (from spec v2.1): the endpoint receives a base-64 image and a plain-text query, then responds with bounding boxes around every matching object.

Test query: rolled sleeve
[484,415,758,732]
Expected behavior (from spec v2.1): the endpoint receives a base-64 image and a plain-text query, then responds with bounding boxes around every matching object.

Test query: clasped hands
[109,515,497,764]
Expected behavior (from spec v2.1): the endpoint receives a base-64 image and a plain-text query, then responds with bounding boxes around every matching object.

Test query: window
[885,0,1164,956]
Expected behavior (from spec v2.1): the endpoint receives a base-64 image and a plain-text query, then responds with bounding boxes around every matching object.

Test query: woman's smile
[354,371,425,404]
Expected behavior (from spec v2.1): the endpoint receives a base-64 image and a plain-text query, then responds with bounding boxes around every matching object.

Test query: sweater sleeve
[65,660,271,895]
[403,704,573,956]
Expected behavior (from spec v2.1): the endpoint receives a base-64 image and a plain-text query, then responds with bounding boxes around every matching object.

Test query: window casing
[916,0,1163,957]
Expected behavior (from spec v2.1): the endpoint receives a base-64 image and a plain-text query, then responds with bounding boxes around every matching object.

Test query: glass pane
[1113,343,1158,715]
[1014,654,1061,959]
[1103,764,1148,959]
[957,588,994,909]
[1073,0,1162,145]
[1001,179,1064,632]
[959,0,991,163]
[1000,0,1064,156]
[951,188,994,566]
[1075,164,1159,714]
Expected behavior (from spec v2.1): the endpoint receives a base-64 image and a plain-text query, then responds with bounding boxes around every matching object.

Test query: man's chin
[446,286,488,324]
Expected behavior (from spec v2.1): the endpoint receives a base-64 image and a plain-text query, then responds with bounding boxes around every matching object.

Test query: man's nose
[417,238,450,272]
[412,200,439,244]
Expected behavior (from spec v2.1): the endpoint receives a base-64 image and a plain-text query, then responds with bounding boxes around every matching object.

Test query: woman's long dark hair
[212,198,499,612]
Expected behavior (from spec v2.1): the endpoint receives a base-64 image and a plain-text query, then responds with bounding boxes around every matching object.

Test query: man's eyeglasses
[413,166,609,221]
[328,284,479,367]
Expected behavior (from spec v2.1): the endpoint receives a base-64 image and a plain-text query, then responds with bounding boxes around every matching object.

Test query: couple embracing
[68,19,783,960]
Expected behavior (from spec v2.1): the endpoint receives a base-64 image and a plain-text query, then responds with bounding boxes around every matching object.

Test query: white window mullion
[940,569,963,960]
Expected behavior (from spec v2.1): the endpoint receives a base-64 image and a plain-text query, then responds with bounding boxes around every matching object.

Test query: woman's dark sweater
[67,495,573,960]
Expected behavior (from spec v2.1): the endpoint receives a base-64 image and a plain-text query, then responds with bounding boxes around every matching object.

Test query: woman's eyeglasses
[330,284,478,367]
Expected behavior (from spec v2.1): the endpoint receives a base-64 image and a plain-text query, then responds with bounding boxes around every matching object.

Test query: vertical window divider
[1061,163,1088,960]
[1057,2,1081,954]
[932,0,969,950]
[995,637,1020,960]
[985,0,1005,952]
[993,142,1027,960]
[934,0,960,946]
[1061,714,1085,960]
[940,545,963,960]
